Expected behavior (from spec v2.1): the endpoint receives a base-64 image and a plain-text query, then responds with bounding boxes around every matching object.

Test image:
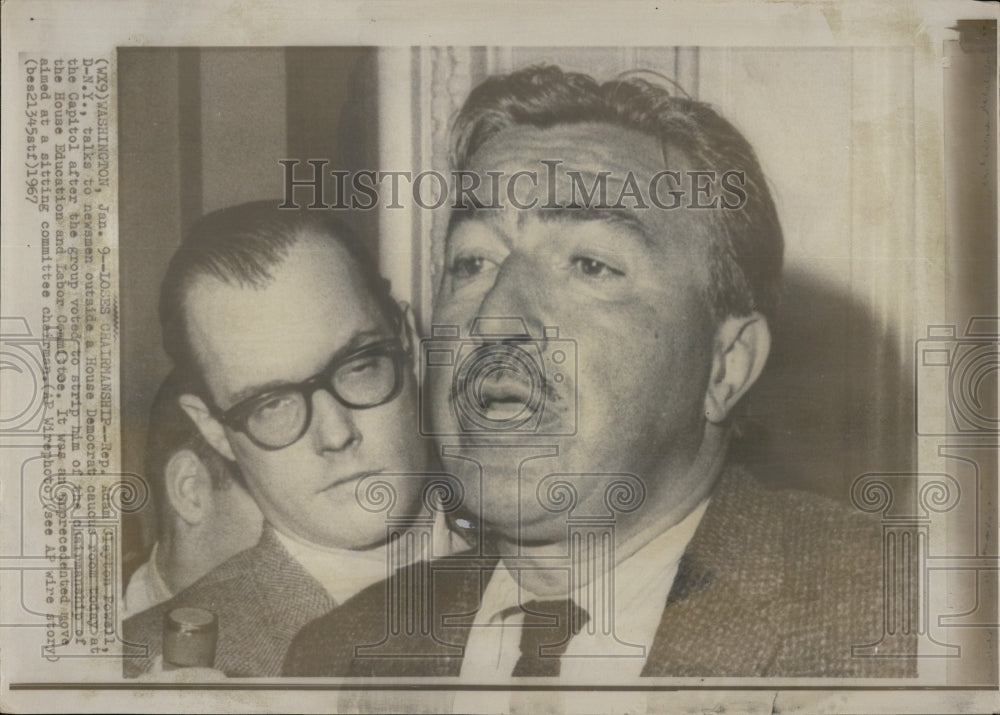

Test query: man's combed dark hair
[159,200,400,393]
[450,65,784,321]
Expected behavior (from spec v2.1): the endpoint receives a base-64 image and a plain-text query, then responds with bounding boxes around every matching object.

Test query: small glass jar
[162,607,218,670]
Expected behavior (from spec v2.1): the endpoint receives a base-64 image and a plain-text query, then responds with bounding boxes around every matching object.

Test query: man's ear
[164,448,213,526]
[704,313,771,424]
[178,393,237,462]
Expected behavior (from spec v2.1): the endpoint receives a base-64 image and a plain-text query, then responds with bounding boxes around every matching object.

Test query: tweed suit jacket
[123,524,333,678]
[283,465,915,679]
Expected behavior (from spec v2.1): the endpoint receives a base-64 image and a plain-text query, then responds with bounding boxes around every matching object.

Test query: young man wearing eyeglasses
[123,201,436,677]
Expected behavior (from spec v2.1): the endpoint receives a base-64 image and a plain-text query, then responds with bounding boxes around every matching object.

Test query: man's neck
[155,532,187,595]
[272,522,408,557]
[497,429,728,597]
[156,525,236,595]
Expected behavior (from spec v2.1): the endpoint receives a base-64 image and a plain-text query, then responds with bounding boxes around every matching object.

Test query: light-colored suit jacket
[123,525,333,677]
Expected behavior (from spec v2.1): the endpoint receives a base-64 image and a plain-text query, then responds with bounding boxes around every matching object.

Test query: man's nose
[309,389,362,452]
[473,253,546,338]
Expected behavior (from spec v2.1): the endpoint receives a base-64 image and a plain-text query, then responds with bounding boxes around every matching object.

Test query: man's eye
[571,256,624,278]
[448,256,489,279]
[254,393,299,416]
[346,358,378,374]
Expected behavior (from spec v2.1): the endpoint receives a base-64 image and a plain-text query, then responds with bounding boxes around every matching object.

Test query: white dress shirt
[453,500,709,713]
[275,509,456,605]
[122,543,173,619]
[275,531,408,605]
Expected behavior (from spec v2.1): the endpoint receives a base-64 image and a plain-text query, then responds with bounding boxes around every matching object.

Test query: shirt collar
[123,542,174,618]
[146,542,173,602]
[479,498,711,623]
[274,529,399,605]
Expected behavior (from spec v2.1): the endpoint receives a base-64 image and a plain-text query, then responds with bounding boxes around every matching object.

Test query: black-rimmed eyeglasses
[206,339,410,450]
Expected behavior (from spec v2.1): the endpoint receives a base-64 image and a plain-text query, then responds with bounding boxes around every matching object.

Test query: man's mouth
[321,469,383,493]
[473,375,538,421]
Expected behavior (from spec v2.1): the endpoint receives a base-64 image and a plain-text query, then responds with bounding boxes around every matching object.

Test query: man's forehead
[183,237,359,330]
[182,239,383,398]
[466,122,670,176]
[452,122,713,251]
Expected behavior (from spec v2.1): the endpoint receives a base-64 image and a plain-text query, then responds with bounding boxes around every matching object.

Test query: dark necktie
[511,599,590,677]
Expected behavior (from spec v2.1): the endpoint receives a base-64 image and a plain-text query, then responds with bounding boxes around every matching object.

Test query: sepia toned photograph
[1,2,997,713]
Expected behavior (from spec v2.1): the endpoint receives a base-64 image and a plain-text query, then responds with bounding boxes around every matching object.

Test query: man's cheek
[432,291,472,321]
[446,286,498,324]
[235,444,294,491]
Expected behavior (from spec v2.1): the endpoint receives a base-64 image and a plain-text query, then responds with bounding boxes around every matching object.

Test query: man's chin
[479,508,571,547]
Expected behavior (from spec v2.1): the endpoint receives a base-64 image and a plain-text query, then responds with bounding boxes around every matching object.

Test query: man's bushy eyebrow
[447,205,655,248]
[532,207,655,244]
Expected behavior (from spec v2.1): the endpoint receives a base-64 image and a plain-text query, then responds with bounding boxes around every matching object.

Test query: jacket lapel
[642,534,717,675]
[254,526,335,648]
[347,555,497,677]
[643,467,785,676]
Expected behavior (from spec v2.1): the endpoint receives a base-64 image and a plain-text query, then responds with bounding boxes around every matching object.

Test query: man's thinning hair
[450,65,784,322]
[158,200,400,393]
